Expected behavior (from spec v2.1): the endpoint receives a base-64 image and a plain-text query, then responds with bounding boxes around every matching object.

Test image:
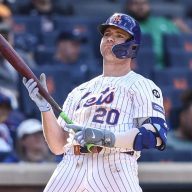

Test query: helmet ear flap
[112,40,139,59]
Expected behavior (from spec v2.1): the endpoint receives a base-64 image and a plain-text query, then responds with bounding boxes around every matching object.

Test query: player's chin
[102,49,116,60]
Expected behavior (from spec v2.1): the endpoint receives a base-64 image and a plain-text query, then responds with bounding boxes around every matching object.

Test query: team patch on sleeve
[152,102,165,115]
[152,89,160,98]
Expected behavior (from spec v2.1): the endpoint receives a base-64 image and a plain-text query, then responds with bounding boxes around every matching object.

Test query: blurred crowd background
[1,0,192,163]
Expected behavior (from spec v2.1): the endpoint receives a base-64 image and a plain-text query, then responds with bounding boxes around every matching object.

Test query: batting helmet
[98,13,141,59]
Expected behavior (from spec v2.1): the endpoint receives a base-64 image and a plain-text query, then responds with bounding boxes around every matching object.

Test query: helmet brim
[98,24,111,35]
[98,23,134,36]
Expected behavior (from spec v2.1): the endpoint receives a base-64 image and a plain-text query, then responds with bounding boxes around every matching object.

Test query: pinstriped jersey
[58,70,165,149]
[45,71,163,192]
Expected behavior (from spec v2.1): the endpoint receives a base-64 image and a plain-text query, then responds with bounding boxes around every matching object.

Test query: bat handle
[59,111,95,152]
[86,144,95,152]
[59,111,73,124]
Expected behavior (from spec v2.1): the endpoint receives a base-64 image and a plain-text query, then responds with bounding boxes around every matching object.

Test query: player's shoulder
[131,71,161,91]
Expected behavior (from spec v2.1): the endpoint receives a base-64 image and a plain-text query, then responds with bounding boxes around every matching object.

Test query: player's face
[100,26,132,60]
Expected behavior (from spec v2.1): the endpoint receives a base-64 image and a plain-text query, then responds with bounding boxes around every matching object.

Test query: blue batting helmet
[98,13,141,59]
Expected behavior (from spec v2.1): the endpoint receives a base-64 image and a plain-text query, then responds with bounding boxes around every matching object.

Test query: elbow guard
[133,127,157,151]
[141,117,168,151]
[133,117,168,151]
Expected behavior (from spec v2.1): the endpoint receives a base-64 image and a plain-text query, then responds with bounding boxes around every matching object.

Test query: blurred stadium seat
[80,44,96,61]
[161,86,185,131]
[132,34,155,78]
[14,32,39,52]
[163,34,184,54]
[186,18,192,28]
[140,33,154,49]
[53,16,91,36]
[183,33,192,52]
[153,68,191,90]
[161,86,184,109]
[13,16,41,35]
[39,31,60,47]
[86,59,103,79]
[165,49,192,69]
[72,1,122,17]
[150,1,185,18]
[34,47,55,65]
[88,17,106,59]
[164,33,192,53]
[133,48,156,79]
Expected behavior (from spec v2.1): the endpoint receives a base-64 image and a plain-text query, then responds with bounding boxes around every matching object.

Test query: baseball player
[23,13,168,192]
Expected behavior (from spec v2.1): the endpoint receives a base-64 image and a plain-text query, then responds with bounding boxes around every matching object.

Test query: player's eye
[118,35,124,38]
[116,34,125,38]
[104,32,110,37]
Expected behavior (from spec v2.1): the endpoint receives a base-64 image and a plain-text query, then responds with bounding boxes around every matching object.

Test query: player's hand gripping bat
[0,34,94,152]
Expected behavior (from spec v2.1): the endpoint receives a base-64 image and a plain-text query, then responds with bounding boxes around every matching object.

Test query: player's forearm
[41,110,69,155]
[114,129,139,149]
[114,124,162,149]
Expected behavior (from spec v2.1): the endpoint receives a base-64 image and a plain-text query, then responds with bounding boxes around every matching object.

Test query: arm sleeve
[131,79,165,120]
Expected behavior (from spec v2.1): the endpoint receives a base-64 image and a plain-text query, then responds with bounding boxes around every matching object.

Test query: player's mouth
[104,44,113,52]
[105,44,114,47]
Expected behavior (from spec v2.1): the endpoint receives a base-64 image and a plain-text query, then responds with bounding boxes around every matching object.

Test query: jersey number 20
[92,107,120,125]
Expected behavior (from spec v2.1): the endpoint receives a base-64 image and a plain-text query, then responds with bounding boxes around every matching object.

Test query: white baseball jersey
[44,71,165,192]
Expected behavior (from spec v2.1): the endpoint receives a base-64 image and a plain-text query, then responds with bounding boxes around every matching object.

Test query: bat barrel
[0,34,62,113]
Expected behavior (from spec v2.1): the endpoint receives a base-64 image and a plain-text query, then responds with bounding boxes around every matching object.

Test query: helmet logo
[112,15,121,24]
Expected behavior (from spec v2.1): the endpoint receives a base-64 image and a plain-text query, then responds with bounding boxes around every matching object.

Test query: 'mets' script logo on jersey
[76,87,115,110]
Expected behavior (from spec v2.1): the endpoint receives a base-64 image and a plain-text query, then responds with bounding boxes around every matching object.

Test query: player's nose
[106,35,115,43]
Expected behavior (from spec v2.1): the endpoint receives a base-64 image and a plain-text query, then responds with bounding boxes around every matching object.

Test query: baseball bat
[0,34,94,152]
[0,34,72,124]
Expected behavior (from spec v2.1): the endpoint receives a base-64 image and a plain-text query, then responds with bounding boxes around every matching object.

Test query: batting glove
[22,73,51,112]
[66,124,116,148]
